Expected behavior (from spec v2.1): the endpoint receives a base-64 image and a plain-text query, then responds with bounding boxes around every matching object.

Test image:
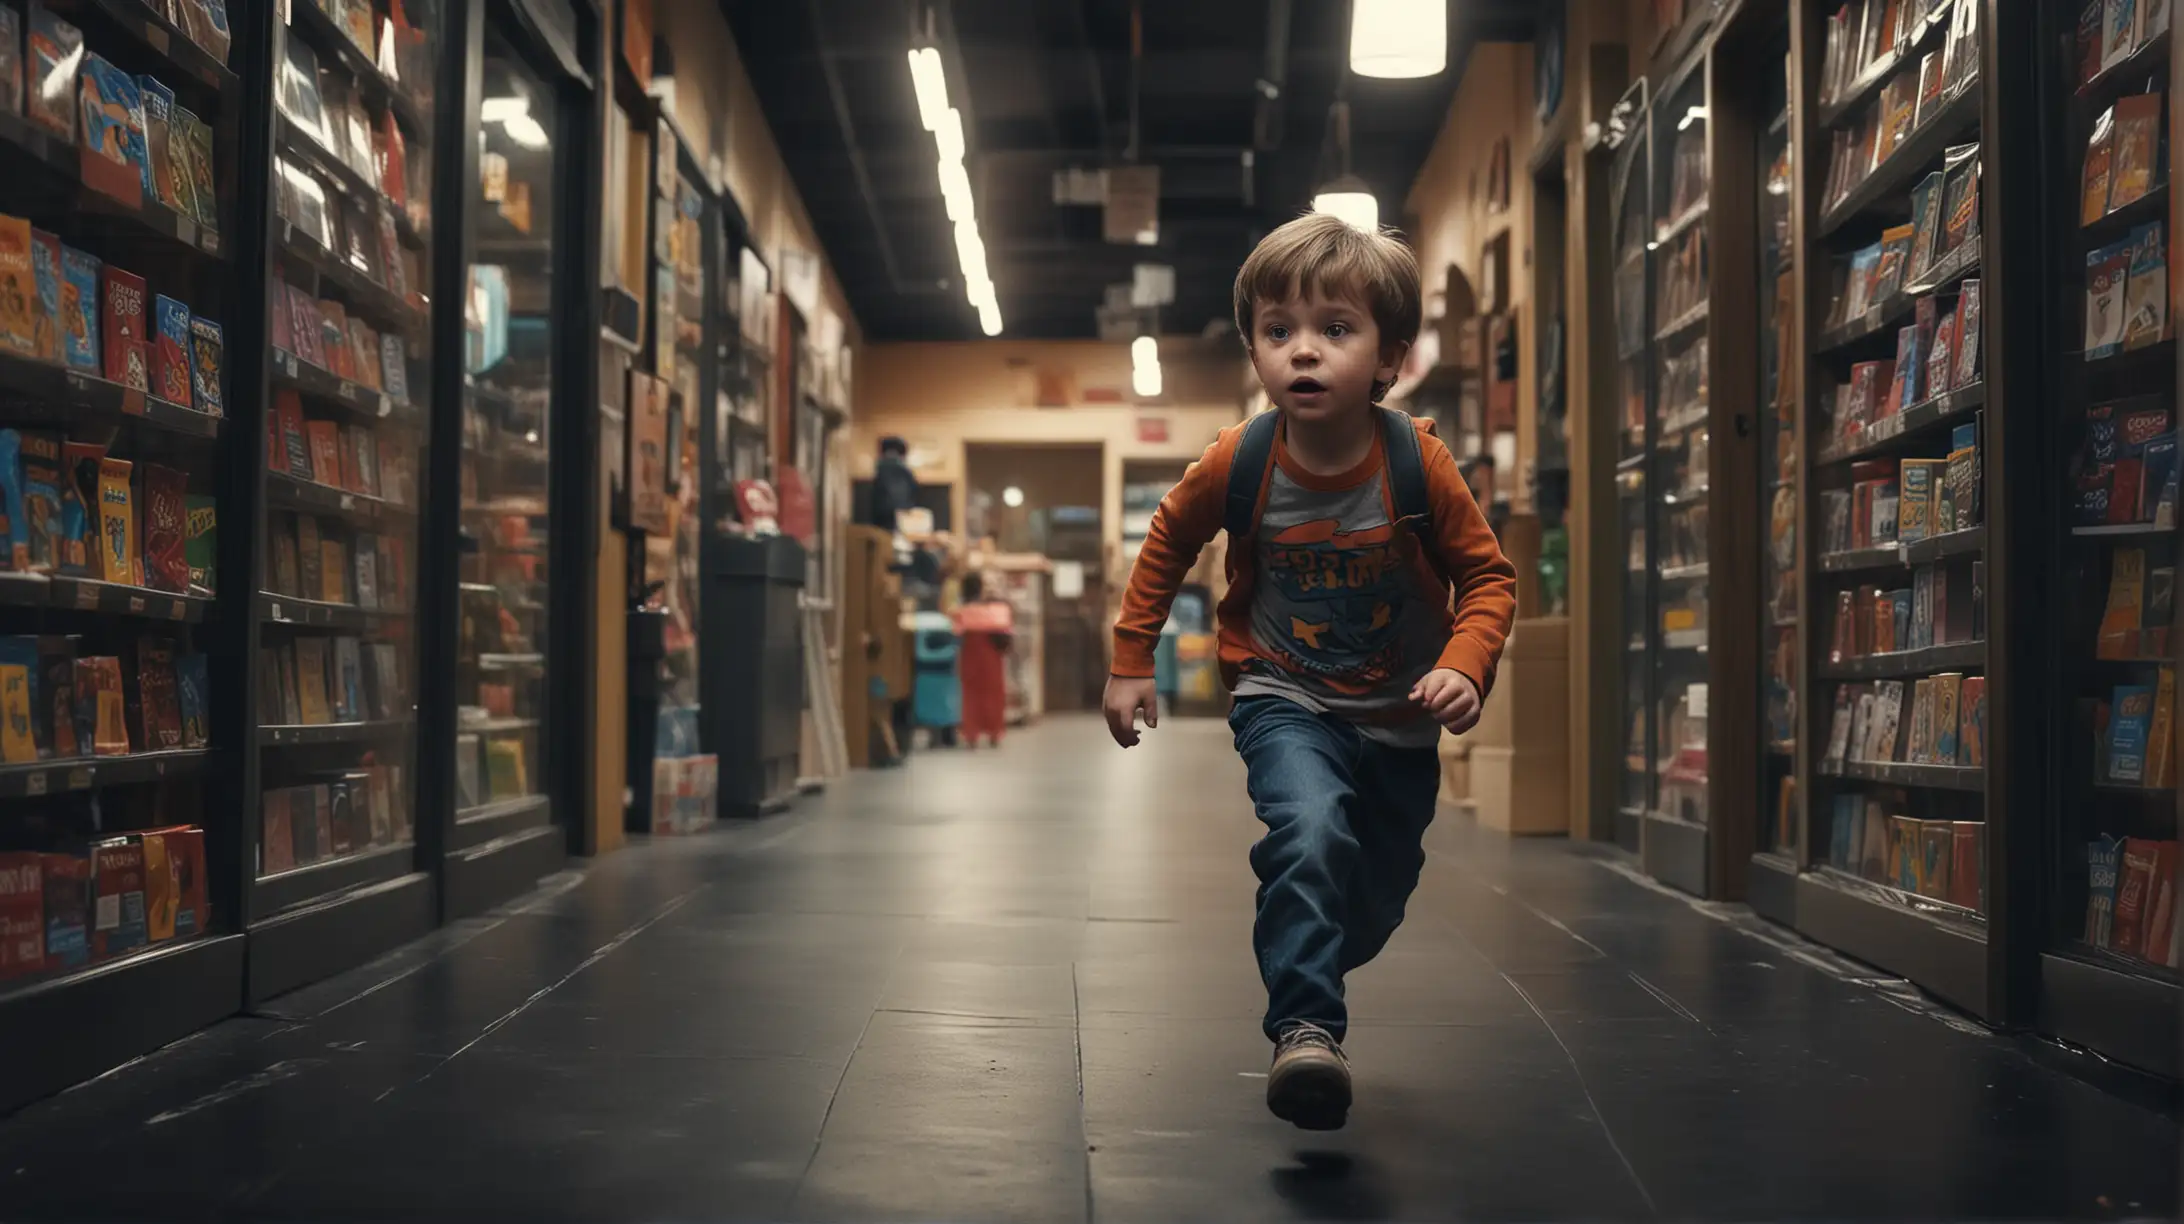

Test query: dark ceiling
[718,0,1537,342]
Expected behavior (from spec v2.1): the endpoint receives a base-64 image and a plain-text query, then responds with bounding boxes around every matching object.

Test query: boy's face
[1247,287,1406,426]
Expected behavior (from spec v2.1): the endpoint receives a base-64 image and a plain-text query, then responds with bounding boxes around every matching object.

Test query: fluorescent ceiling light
[978,299,1003,337]
[1349,0,1446,79]
[1132,361,1162,398]
[967,276,995,310]
[937,160,974,223]
[481,96,528,122]
[1002,485,1025,508]
[935,108,965,164]
[908,47,949,131]
[501,114,549,148]
[1313,178,1379,231]
[954,221,988,286]
[1131,335,1158,370]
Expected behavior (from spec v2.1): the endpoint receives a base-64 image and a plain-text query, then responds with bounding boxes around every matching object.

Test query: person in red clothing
[1101,212,1517,1131]
[952,573,1013,749]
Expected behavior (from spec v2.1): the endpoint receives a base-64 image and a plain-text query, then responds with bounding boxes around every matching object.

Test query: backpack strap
[1223,410,1282,541]
[1378,405,1433,533]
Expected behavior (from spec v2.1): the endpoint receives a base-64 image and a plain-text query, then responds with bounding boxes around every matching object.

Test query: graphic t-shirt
[1231,434,1447,747]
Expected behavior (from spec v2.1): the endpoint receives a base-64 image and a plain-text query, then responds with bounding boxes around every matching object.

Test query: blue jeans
[1229,696,1441,1044]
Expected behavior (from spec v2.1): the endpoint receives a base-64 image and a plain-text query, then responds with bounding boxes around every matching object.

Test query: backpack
[1222,405,1434,544]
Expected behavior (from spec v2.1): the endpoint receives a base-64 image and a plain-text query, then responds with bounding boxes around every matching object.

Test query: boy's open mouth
[1288,378,1327,394]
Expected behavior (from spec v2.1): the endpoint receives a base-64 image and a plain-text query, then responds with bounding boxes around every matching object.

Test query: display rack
[1747,13,1803,926]
[2028,0,2179,1077]
[1785,0,1996,1019]
[249,0,439,1000]
[0,0,246,1110]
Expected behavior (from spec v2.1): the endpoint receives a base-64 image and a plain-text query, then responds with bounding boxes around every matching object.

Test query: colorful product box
[187,316,222,415]
[26,7,83,141]
[58,245,99,372]
[95,455,132,585]
[40,852,89,969]
[151,295,192,404]
[100,265,147,391]
[140,463,187,594]
[22,430,61,574]
[89,837,145,959]
[0,852,43,979]
[77,52,148,204]
[0,214,36,356]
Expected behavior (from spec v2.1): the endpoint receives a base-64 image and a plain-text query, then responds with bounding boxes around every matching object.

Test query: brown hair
[1232,212,1423,353]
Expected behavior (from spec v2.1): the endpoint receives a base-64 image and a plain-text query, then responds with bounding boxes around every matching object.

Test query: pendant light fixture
[909,7,1002,335]
[1310,99,1379,230]
[1349,0,1447,79]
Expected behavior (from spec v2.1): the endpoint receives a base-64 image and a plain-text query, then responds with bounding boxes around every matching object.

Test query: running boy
[1101,212,1517,1131]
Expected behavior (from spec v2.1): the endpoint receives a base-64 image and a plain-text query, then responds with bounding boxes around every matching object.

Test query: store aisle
[0,716,2175,1222]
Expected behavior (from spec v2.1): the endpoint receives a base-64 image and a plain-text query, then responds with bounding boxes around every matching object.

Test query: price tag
[167,598,185,619]
[175,217,196,248]
[127,595,146,614]
[339,494,356,511]
[200,230,220,256]
[144,22,169,55]
[339,380,358,402]
[377,395,391,417]
[75,583,98,609]
[121,387,146,416]
[66,767,89,789]
[282,352,299,378]
[25,770,47,796]
[269,601,282,621]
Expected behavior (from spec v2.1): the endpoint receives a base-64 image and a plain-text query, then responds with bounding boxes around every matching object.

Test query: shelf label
[339,494,355,511]
[200,229,220,256]
[67,767,90,789]
[127,595,145,614]
[376,395,391,417]
[24,770,46,796]
[174,217,196,247]
[339,380,359,402]
[144,21,169,54]
[122,387,145,416]
[74,583,98,609]
[269,601,282,621]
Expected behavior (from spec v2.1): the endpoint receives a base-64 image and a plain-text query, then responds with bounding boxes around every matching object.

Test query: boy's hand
[1102,675,1159,747]
[1412,668,1482,734]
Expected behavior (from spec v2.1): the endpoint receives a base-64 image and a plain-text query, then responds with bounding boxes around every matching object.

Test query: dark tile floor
[1,714,2178,1221]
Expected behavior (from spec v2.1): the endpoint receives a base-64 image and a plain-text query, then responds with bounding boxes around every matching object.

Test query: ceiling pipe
[809,0,908,290]
[1125,0,1142,163]
[1068,0,1112,157]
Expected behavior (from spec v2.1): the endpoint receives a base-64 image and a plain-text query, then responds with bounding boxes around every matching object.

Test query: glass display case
[1760,42,1798,862]
[1804,0,1988,925]
[451,21,556,837]
[1649,62,1714,842]
[2039,0,2178,1045]
[1610,92,1652,854]
[258,0,437,912]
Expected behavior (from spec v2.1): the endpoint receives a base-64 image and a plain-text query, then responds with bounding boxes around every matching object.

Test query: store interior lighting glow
[937,160,974,222]
[1002,485,1025,508]
[914,43,1002,335]
[935,109,965,165]
[1312,181,1379,231]
[1131,335,1161,398]
[908,47,948,131]
[1349,0,1446,79]
[482,95,548,148]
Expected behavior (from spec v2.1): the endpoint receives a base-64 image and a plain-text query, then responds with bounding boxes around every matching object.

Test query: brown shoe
[1267,1021,1350,1130]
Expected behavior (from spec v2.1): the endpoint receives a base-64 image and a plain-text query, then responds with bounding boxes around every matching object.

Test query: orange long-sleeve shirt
[1113,413,1517,741]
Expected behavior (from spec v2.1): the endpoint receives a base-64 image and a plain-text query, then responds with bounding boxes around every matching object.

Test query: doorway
[964,443,1106,713]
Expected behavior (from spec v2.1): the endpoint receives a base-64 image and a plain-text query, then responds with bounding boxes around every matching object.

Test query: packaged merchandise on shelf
[1951,279,1982,387]
[276,35,331,148]
[26,6,81,141]
[0,215,34,356]
[21,433,58,574]
[40,849,87,969]
[2087,240,2134,358]
[172,0,232,65]
[2121,223,2168,352]
[296,514,321,597]
[174,107,216,229]
[2084,106,2116,226]
[89,835,144,958]
[76,52,148,204]
[58,245,97,371]
[29,228,59,362]
[58,439,98,576]
[0,852,42,978]
[151,296,193,405]
[2106,680,2156,784]
[129,635,181,751]
[94,455,131,584]
[0,636,35,763]
[175,651,206,747]
[187,316,222,415]
[137,74,185,215]
[139,463,186,594]
[99,265,146,392]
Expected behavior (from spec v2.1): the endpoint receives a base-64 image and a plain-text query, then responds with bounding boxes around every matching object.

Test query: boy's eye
[1325,323,1350,338]
[1266,325,1290,342]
